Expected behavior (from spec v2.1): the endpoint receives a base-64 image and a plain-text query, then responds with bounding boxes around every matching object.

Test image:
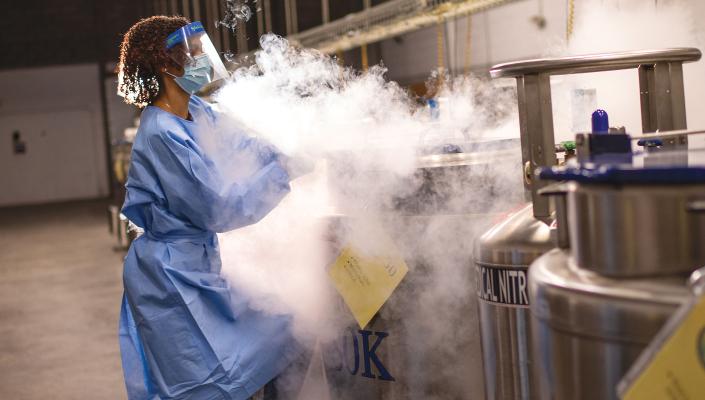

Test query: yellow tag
[328,245,408,329]
[621,295,705,399]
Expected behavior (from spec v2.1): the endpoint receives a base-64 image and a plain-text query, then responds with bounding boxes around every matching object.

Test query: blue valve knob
[592,109,609,134]
[441,143,463,154]
[637,138,663,148]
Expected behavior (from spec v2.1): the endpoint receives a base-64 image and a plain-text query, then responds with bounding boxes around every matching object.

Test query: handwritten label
[620,293,705,400]
[329,246,408,329]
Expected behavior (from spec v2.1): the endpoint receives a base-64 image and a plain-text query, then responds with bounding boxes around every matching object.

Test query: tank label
[475,264,529,307]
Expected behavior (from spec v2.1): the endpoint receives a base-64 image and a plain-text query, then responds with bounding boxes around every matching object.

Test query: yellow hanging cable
[566,0,575,41]
[361,43,369,72]
[463,14,473,76]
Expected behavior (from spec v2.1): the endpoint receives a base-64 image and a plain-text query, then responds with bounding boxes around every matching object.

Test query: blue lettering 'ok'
[346,329,360,375]
[359,330,395,381]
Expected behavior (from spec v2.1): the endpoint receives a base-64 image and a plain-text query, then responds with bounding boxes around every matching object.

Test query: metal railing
[491,47,702,220]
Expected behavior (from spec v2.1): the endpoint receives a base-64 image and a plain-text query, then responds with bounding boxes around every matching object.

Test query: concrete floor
[0,200,127,399]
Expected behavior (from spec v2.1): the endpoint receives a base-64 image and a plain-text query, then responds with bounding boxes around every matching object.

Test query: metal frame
[490,48,702,220]
[264,0,272,33]
[490,48,701,77]
[321,0,330,24]
[284,0,294,35]
[288,0,518,54]
[236,18,248,53]
[257,1,265,36]
[639,62,687,133]
[515,73,555,217]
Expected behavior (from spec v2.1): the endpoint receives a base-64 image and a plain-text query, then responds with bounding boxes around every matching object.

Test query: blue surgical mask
[167,54,213,94]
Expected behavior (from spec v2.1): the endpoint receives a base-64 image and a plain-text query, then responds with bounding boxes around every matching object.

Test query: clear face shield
[165,22,229,94]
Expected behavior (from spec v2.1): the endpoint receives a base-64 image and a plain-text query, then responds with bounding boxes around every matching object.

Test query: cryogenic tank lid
[538,165,705,184]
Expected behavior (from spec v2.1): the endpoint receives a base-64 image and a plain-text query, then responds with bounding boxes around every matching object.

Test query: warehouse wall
[0,0,147,70]
[103,64,141,144]
[0,0,150,207]
[380,0,567,83]
[379,0,705,133]
[0,64,109,206]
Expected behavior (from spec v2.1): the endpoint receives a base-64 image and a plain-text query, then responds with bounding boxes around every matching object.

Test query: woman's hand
[281,152,315,180]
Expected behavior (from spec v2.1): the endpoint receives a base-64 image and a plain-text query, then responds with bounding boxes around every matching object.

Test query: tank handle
[686,200,705,213]
[689,267,705,296]
[491,48,701,220]
[490,48,701,78]
[538,182,571,249]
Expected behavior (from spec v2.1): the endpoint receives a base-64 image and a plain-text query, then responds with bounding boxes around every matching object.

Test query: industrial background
[3,0,705,399]
[0,0,582,208]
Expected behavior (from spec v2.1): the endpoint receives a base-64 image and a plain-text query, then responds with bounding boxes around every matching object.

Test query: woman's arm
[147,128,291,232]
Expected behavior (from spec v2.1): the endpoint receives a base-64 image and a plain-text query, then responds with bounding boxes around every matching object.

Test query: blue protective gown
[118,96,301,400]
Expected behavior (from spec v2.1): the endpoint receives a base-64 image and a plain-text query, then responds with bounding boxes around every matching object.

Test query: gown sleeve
[146,125,291,233]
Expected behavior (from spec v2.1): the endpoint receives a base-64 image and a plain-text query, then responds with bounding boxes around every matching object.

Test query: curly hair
[117,16,190,107]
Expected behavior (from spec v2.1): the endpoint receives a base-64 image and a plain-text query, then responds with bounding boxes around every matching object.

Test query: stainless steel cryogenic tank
[323,140,523,399]
[475,48,701,400]
[529,142,705,399]
[474,205,552,400]
[566,180,705,277]
[530,248,689,400]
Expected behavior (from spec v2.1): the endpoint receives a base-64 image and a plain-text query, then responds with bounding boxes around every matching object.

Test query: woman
[117,16,301,399]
